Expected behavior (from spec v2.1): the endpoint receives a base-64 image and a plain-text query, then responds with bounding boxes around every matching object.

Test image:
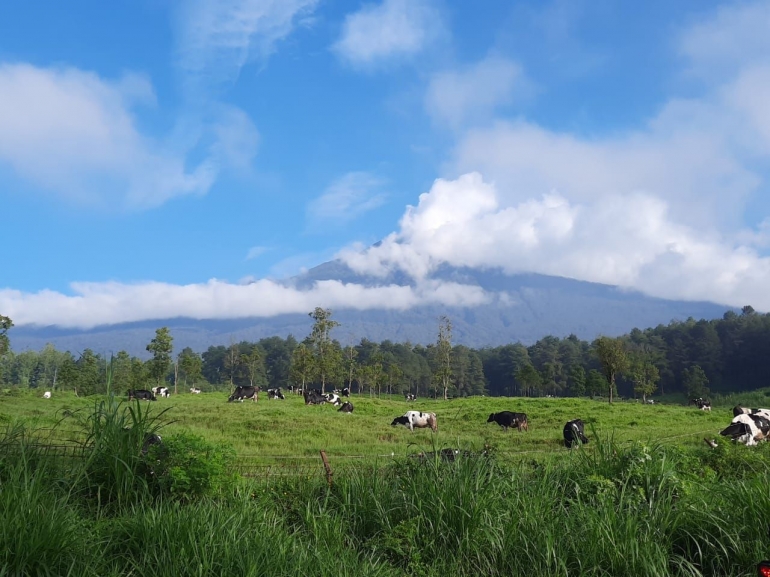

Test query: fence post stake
[319,450,333,488]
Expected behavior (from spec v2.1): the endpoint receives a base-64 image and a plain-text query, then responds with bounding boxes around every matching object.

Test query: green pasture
[0,389,733,462]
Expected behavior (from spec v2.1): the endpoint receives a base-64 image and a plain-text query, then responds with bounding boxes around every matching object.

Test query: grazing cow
[720,413,770,446]
[338,401,354,413]
[267,388,285,400]
[341,387,350,397]
[325,393,342,406]
[405,393,417,402]
[391,411,438,433]
[228,386,258,403]
[43,391,52,399]
[128,389,157,401]
[487,411,529,432]
[153,386,170,398]
[190,387,202,394]
[690,397,711,411]
[563,419,589,448]
[303,389,326,405]
[645,399,655,405]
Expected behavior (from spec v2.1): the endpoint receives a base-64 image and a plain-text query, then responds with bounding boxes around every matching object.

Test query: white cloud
[0,64,215,209]
[306,172,388,227]
[425,56,527,129]
[680,0,770,80]
[209,105,260,171]
[338,173,770,310]
[0,278,489,329]
[333,0,443,67]
[245,246,270,260]
[177,0,319,95]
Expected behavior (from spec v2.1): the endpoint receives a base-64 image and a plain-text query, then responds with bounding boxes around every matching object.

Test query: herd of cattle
[36,386,770,448]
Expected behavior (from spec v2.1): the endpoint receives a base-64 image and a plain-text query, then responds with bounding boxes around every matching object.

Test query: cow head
[391,416,409,427]
[487,413,497,423]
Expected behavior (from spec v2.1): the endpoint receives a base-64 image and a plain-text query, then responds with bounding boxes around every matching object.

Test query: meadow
[0,388,736,463]
[2,389,770,576]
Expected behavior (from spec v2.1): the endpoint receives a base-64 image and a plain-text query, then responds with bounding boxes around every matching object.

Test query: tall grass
[2,398,770,575]
[67,395,169,510]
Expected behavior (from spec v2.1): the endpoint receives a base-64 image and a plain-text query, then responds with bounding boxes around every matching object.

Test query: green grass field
[0,389,734,462]
[3,389,770,576]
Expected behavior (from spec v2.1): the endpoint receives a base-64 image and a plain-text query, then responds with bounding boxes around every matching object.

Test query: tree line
[1,306,768,401]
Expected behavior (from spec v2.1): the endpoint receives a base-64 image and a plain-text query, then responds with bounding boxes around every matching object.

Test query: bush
[147,433,236,500]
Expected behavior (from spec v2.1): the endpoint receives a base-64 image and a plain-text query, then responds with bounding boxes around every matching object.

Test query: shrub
[147,433,236,500]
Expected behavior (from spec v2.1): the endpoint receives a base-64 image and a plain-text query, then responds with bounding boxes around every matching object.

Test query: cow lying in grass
[338,402,354,413]
[563,419,589,448]
[304,389,326,405]
[487,411,528,432]
[720,413,770,446]
[228,386,258,402]
[391,411,438,433]
[128,389,156,401]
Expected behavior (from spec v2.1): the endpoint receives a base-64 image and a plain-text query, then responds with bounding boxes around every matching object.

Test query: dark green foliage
[148,433,236,500]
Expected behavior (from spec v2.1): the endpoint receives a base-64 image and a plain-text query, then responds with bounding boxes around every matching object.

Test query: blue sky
[2,0,770,328]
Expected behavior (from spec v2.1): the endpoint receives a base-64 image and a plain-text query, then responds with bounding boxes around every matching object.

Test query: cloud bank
[0,278,489,329]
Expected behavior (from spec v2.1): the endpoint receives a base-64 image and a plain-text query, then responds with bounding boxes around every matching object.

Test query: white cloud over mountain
[0,278,489,329]
[337,172,770,309]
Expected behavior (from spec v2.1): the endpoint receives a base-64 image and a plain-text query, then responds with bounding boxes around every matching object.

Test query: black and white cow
[141,433,164,456]
[405,393,417,402]
[304,389,326,405]
[228,386,258,402]
[338,402,354,413]
[690,397,711,411]
[720,413,770,446]
[267,388,285,400]
[487,411,529,432]
[128,389,157,401]
[563,419,589,448]
[43,391,52,399]
[152,386,170,398]
[325,392,342,406]
[341,388,350,397]
[190,387,202,394]
[391,411,438,432]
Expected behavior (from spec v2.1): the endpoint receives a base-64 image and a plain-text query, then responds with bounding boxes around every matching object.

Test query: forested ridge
[1,306,768,399]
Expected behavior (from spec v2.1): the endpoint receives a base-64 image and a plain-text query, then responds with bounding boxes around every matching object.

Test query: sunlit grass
[0,390,733,462]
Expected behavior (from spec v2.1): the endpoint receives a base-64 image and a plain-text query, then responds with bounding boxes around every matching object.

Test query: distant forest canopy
[0,306,768,399]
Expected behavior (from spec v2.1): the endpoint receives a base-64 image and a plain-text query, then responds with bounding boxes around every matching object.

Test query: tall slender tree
[146,327,173,387]
[290,343,315,390]
[595,336,629,404]
[308,307,340,394]
[434,315,453,400]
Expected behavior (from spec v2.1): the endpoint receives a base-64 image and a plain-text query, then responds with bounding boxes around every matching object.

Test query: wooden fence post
[319,450,333,488]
